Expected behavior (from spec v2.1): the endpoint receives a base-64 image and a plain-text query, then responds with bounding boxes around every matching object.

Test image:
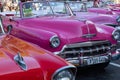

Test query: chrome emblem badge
[82,34,96,38]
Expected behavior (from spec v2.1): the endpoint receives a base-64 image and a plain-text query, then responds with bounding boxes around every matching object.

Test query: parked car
[86,1,120,15]
[0,17,76,80]
[66,1,120,27]
[1,1,120,68]
[107,4,120,15]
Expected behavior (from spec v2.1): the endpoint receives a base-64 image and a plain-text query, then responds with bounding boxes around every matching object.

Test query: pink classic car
[67,1,120,27]
[86,1,120,15]
[0,17,76,80]
[1,1,120,68]
[107,4,120,15]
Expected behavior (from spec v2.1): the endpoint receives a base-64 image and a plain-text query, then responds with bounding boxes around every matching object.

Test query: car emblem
[82,34,96,38]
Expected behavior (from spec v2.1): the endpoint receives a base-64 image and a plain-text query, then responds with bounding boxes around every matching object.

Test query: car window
[68,2,83,12]
[49,2,67,14]
[22,2,53,18]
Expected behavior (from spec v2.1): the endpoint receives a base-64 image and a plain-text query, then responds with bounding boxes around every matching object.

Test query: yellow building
[114,0,120,4]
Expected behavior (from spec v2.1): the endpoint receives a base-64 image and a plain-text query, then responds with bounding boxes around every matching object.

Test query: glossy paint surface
[1,1,117,55]
[66,1,118,25]
[88,7,120,15]
[2,15,117,52]
[108,4,120,15]
[75,11,117,25]
[0,34,69,80]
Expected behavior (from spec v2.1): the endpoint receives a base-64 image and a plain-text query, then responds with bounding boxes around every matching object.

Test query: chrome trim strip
[54,40,111,55]
[49,35,59,43]
[112,27,120,42]
[65,40,110,48]
[82,34,96,38]
[52,65,76,80]
[0,18,6,34]
[62,46,110,54]
[65,54,111,66]
[49,35,60,48]
[54,40,113,55]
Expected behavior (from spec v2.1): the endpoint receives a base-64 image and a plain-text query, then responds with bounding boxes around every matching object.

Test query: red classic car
[1,1,120,68]
[0,17,76,80]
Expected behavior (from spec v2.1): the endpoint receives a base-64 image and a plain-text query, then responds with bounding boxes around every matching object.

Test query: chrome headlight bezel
[112,27,120,41]
[52,66,76,80]
[116,16,120,23]
[50,35,60,48]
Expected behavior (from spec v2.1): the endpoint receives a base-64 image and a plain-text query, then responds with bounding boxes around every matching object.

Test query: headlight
[53,70,73,80]
[50,35,60,48]
[116,16,120,23]
[112,27,120,41]
[52,66,76,80]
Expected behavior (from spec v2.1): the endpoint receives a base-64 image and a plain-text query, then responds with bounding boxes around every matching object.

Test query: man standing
[0,0,4,12]
[93,0,100,7]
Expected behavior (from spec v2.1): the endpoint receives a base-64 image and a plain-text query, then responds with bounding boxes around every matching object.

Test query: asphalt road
[75,59,120,80]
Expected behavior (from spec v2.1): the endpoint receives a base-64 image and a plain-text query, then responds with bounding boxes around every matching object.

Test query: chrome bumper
[65,54,111,67]
[111,49,120,61]
[54,42,118,67]
[66,52,120,67]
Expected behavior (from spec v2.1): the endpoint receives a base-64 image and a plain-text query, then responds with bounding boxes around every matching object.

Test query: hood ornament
[14,52,27,71]
[82,34,96,38]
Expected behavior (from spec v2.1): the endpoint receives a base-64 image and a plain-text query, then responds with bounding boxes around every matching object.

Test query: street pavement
[76,59,120,80]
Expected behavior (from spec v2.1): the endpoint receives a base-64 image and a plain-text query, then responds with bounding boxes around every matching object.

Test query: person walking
[93,0,100,7]
[0,0,4,12]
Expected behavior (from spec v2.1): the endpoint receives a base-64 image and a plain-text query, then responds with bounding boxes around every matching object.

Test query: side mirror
[6,25,13,34]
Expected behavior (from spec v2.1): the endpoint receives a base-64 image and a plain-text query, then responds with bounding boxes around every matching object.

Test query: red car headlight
[52,66,76,80]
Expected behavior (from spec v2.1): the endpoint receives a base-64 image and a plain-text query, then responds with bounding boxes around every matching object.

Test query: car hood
[17,16,114,44]
[0,35,69,80]
[88,8,113,14]
[75,12,117,25]
[0,47,44,80]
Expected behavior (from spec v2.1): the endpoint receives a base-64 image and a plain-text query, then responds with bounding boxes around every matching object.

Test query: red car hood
[17,16,114,43]
[0,48,44,80]
[0,35,69,80]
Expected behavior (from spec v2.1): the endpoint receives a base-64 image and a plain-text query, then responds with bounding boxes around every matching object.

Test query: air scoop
[82,20,97,39]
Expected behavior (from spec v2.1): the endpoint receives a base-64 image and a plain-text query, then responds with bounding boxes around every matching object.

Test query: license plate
[85,56,108,65]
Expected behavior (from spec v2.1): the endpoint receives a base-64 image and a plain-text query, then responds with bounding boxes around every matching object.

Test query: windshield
[22,2,53,18]
[68,1,94,12]
[49,2,66,14]
[68,2,85,12]
[49,2,71,15]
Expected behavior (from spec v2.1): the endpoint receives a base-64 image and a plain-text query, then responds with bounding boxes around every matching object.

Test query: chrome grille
[58,41,116,59]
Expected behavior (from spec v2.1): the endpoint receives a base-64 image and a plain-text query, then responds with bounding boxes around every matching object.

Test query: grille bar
[62,46,111,54]
[64,40,110,49]
[58,40,115,58]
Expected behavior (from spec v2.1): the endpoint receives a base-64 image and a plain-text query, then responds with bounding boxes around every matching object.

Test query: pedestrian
[93,0,100,7]
[0,0,4,12]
